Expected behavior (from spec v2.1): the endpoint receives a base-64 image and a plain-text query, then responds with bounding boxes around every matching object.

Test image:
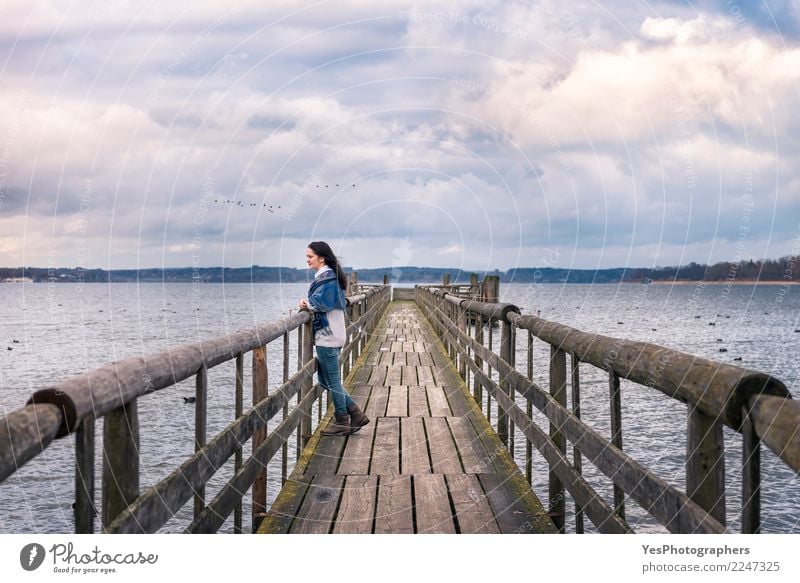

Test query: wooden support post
[686,403,726,526]
[234,352,244,533]
[194,364,208,520]
[474,314,484,405]
[252,346,268,532]
[383,274,389,284]
[549,346,567,533]
[609,370,625,520]
[458,305,467,381]
[741,404,761,533]
[486,317,493,423]
[525,332,533,485]
[498,319,512,447]
[282,334,290,487]
[74,415,95,533]
[102,400,139,529]
[443,273,450,286]
[300,319,314,450]
[296,325,303,460]
[571,354,584,534]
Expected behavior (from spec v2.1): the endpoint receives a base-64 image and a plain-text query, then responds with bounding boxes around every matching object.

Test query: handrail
[0,284,392,533]
[415,284,799,533]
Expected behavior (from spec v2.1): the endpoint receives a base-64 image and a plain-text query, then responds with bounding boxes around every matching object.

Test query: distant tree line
[1,256,797,284]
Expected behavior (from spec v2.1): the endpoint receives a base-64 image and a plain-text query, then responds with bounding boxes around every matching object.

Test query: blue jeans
[315,345,355,415]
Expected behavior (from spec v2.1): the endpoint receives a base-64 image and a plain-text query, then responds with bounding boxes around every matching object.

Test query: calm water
[1,281,798,533]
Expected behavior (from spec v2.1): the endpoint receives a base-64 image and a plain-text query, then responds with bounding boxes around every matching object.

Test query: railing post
[458,304,467,381]
[474,313,484,405]
[498,318,512,447]
[74,416,95,533]
[234,352,244,533]
[252,346,268,532]
[549,346,567,533]
[194,364,208,520]
[101,400,139,530]
[525,332,533,485]
[741,404,761,533]
[282,334,290,487]
[300,317,314,449]
[609,370,625,520]
[686,404,726,526]
[571,353,584,534]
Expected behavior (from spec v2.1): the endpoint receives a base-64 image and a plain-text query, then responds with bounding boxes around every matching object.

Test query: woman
[298,241,369,436]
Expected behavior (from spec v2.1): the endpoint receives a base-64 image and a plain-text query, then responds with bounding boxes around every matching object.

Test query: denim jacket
[307,270,348,340]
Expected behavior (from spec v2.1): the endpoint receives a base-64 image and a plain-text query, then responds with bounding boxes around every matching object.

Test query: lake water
[1,281,798,533]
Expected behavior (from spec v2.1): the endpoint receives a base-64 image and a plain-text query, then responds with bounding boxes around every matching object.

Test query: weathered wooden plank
[257,476,312,533]
[371,417,400,474]
[413,474,456,533]
[477,473,557,534]
[426,386,452,417]
[0,404,63,482]
[365,387,389,419]
[302,427,347,476]
[332,475,378,533]
[386,386,408,417]
[385,365,403,386]
[402,365,418,385]
[406,353,421,366]
[425,417,462,474]
[408,387,429,417]
[417,365,435,385]
[290,475,345,533]
[419,353,434,367]
[378,351,394,366]
[352,364,372,384]
[443,384,472,417]
[338,412,376,475]
[401,417,431,474]
[448,416,494,474]
[446,474,500,533]
[390,341,403,353]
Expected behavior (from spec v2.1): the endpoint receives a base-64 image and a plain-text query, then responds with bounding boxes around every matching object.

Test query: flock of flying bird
[213,184,357,213]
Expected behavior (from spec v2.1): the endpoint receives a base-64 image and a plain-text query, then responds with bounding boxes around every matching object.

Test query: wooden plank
[371,366,388,386]
[417,365,435,385]
[352,364,372,384]
[290,475,344,533]
[302,428,346,476]
[258,476,312,533]
[401,417,431,474]
[408,387,429,417]
[406,353,421,366]
[385,365,403,386]
[390,341,403,353]
[425,417,462,474]
[446,474,500,533]
[402,365,418,385]
[386,386,408,417]
[443,384,472,417]
[332,475,378,533]
[365,387,389,419]
[478,473,557,534]
[378,352,394,366]
[413,474,456,533]
[448,416,494,474]
[371,417,400,475]
[427,386,452,416]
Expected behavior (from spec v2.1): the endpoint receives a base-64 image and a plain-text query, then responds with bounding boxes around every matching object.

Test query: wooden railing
[0,284,391,533]
[416,285,799,533]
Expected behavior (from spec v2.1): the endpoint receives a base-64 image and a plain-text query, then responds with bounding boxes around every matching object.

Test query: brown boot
[347,403,370,433]
[321,412,352,436]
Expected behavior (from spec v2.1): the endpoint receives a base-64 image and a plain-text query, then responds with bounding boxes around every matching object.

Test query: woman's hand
[298,298,309,310]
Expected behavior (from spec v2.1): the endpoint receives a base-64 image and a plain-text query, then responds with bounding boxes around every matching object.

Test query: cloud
[1,1,799,270]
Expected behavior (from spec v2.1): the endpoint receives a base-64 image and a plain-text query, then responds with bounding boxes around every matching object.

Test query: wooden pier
[258,302,555,534]
[2,278,799,534]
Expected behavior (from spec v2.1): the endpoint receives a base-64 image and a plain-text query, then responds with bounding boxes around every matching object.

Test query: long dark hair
[308,241,348,291]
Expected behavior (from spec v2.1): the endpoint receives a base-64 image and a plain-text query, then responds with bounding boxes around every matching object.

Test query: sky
[1,0,800,272]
